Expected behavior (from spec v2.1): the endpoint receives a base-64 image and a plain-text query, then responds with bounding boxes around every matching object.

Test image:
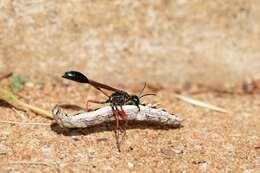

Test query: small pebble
[0,144,10,154]
[200,162,208,171]
[174,149,183,154]
[161,148,183,156]
[128,161,134,168]
[88,148,96,155]
[105,166,112,171]
[192,160,206,165]
[26,82,34,88]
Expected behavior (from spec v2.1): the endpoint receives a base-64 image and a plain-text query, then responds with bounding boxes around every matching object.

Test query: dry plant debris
[175,94,229,113]
[0,87,52,119]
[52,105,183,129]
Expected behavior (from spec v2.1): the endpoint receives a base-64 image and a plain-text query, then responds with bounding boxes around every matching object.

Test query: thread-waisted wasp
[62,71,155,131]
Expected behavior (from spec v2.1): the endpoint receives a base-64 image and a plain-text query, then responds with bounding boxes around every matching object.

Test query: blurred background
[1,0,260,86]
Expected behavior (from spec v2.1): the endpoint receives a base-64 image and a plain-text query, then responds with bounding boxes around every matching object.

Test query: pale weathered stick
[52,105,183,129]
[175,94,230,113]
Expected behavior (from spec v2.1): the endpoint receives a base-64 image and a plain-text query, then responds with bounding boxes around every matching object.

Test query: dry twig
[52,105,183,129]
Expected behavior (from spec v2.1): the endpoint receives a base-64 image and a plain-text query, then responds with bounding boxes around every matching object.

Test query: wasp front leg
[136,104,140,111]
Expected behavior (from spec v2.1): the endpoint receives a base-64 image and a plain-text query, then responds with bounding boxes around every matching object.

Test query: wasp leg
[92,86,110,97]
[136,104,140,111]
[118,106,128,129]
[111,105,120,130]
[111,105,125,152]
[86,100,106,112]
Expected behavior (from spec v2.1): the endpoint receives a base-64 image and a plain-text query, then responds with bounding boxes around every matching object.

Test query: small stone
[105,166,112,171]
[0,144,11,154]
[88,148,96,155]
[200,162,208,171]
[193,144,203,152]
[41,145,52,155]
[161,148,183,157]
[224,143,235,152]
[128,161,134,168]
[26,82,34,88]
[128,146,134,151]
[173,149,183,154]
[192,160,206,165]
[71,136,80,141]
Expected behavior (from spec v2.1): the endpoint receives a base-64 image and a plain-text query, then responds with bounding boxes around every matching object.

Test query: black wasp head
[62,71,89,83]
[130,95,140,106]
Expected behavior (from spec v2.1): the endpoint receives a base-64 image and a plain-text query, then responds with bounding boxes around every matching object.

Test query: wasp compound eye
[62,71,89,83]
[131,95,140,105]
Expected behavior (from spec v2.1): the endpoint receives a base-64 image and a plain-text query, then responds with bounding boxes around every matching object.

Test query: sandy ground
[0,1,260,172]
[0,77,259,173]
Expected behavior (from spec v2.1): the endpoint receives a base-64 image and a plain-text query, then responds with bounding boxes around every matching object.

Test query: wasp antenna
[139,93,156,99]
[138,82,147,97]
[62,71,89,83]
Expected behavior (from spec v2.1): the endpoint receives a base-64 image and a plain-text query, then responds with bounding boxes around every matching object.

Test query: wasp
[62,71,155,130]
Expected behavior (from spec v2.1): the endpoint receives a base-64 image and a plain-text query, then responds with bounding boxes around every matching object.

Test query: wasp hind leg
[86,100,106,112]
[111,105,126,152]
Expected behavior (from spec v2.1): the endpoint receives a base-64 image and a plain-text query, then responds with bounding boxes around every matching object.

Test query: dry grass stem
[0,87,52,119]
[0,120,51,126]
[175,94,230,113]
[9,160,58,166]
